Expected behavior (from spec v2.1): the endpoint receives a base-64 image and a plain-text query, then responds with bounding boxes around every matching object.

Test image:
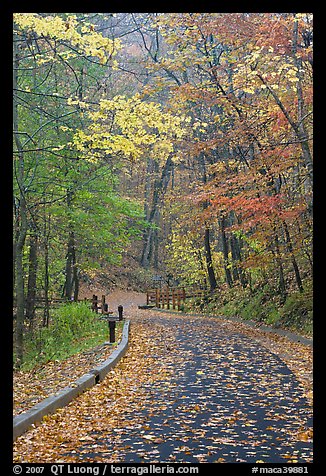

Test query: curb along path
[13,320,130,441]
[13,307,313,464]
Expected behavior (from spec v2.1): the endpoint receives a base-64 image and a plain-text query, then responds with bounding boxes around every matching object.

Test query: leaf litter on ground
[13,293,313,464]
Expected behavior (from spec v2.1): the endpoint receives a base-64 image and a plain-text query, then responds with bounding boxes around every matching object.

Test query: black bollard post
[118,305,123,321]
[109,320,116,343]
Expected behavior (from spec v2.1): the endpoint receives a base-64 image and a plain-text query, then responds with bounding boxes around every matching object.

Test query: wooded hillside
[13,13,313,368]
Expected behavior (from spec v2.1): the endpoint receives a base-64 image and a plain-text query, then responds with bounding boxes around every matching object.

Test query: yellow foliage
[72,94,188,163]
[13,13,120,64]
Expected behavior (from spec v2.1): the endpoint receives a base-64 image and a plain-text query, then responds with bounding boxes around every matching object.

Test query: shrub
[278,290,313,334]
[17,302,109,371]
[52,302,95,337]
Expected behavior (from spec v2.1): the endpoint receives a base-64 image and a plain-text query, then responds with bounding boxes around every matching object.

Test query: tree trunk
[197,152,218,292]
[220,215,233,288]
[42,207,51,327]
[153,224,159,270]
[141,155,173,268]
[72,242,79,301]
[62,187,79,300]
[25,230,38,323]
[273,232,287,304]
[204,227,217,292]
[14,208,27,367]
[43,238,50,327]
[13,38,28,367]
[283,222,304,293]
[13,198,20,293]
[230,233,247,288]
[141,160,159,268]
[63,230,75,300]
[230,235,240,282]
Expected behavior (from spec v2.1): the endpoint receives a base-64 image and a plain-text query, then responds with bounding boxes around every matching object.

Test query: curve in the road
[64,314,313,464]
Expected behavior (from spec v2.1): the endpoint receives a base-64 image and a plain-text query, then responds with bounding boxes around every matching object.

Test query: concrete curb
[150,308,313,346]
[90,320,130,381]
[13,320,130,441]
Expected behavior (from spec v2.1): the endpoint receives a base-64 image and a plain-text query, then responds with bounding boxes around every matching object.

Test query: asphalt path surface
[66,313,313,464]
[13,295,313,464]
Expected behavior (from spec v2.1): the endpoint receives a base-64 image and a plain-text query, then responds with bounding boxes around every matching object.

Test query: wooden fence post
[166,286,170,309]
[177,289,181,311]
[118,305,123,321]
[101,295,106,314]
[156,288,159,308]
[109,320,116,343]
[172,288,176,310]
[92,294,98,313]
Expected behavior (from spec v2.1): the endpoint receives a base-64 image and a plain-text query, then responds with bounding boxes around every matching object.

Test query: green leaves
[14,302,109,372]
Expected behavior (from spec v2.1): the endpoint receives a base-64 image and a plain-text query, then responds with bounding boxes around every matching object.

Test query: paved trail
[14,293,313,464]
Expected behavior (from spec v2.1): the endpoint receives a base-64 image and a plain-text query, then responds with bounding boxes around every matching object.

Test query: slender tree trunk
[25,229,38,323]
[219,215,233,288]
[204,227,217,292]
[13,38,28,367]
[283,222,304,293]
[43,209,51,327]
[144,158,154,222]
[141,155,173,268]
[63,230,75,300]
[62,187,79,300]
[13,198,20,293]
[141,159,159,268]
[196,248,208,289]
[198,152,218,291]
[14,203,27,367]
[153,225,159,270]
[230,235,240,282]
[72,242,79,301]
[273,232,287,304]
[73,268,79,302]
[230,233,247,288]
[43,239,50,327]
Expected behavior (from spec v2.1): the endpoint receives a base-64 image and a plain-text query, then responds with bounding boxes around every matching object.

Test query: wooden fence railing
[14,294,116,315]
[146,287,207,311]
[13,294,124,342]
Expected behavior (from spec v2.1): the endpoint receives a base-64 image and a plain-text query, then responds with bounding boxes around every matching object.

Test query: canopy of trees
[13,13,313,367]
